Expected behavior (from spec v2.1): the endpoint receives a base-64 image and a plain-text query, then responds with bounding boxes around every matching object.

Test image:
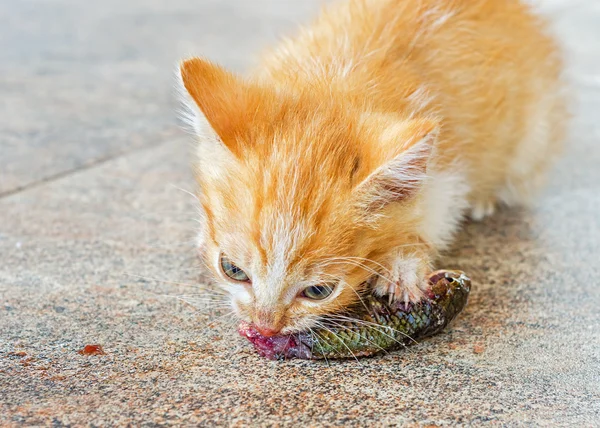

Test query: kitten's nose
[255,326,280,337]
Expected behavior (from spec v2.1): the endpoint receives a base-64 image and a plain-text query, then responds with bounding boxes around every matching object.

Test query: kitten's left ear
[354,117,438,212]
[178,57,256,157]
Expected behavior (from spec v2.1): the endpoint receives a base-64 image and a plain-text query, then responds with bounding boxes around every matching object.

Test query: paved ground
[1,0,599,426]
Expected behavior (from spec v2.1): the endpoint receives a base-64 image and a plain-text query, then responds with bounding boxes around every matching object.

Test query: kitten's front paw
[378,277,428,305]
[373,257,430,305]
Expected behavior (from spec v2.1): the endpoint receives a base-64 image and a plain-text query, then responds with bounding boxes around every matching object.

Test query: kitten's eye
[301,284,334,300]
[220,254,250,282]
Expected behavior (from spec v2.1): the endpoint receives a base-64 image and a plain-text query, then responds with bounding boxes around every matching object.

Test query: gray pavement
[1,0,599,426]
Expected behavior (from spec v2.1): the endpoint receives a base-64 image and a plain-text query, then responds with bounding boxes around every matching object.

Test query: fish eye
[220,254,250,282]
[301,284,334,300]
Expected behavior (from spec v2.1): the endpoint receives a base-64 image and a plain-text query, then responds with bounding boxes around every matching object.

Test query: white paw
[373,257,428,304]
[469,200,496,221]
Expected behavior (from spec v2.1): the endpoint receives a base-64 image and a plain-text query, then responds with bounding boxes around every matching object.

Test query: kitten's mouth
[237,321,313,360]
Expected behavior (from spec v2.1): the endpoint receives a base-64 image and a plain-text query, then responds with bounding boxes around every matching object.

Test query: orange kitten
[178,0,566,336]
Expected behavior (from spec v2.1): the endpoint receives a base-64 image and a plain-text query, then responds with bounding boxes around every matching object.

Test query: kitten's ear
[178,57,252,157]
[354,117,438,212]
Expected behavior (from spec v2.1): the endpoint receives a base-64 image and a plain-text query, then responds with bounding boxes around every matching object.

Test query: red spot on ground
[78,344,106,356]
[473,344,485,354]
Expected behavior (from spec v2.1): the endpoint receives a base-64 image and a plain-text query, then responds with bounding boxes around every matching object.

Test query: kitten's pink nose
[255,326,280,337]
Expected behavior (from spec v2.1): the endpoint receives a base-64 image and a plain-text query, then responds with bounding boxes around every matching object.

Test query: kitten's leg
[471,88,566,221]
[373,249,432,304]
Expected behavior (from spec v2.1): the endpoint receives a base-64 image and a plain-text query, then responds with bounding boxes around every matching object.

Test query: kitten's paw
[469,199,496,221]
[380,278,427,305]
[373,257,429,305]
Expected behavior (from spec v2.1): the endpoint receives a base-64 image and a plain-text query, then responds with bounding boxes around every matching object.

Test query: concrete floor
[1,0,599,425]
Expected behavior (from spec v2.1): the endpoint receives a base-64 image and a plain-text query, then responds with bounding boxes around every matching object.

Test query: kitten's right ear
[178,57,250,157]
[352,117,438,214]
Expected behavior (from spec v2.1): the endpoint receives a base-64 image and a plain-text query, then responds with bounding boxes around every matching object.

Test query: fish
[238,270,471,360]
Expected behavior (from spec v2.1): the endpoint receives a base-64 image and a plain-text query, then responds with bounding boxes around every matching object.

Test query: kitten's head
[179,58,436,335]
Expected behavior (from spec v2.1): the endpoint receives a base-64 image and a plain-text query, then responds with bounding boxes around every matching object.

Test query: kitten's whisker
[322,255,394,276]
[160,294,229,304]
[144,289,230,309]
[342,280,373,316]
[312,321,363,366]
[123,272,199,288]
[175,297,232,311]
[318,260,396,286]
[324,319,390,356]
[327,314,419,349]
[319,258,385,276]
[309,328,331,367]
[174,291,228,297]
[170,297,229,303]
[205,310,237,324]
[168,184,201,203]
[318,274,373,317]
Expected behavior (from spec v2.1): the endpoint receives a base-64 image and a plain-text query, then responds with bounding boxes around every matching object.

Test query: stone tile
[0,0,323,195]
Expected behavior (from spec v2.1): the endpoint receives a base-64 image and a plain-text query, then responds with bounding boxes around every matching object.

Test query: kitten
[178,0,566,336]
